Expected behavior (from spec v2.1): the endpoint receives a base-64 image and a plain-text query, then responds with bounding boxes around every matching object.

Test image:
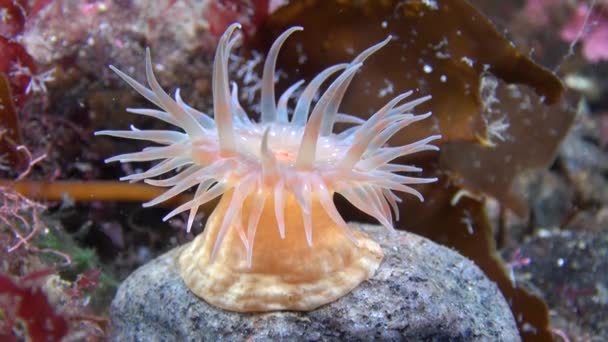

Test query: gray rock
[110,223,519,341]
[511,169,574,229]
[511,229,608,341]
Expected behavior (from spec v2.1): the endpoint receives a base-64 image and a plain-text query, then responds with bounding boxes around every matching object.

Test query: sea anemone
[96,23,441,312]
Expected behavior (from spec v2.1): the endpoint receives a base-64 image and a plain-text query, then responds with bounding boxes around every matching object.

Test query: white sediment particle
[518,93,532,111]
[422,0,439,10]
[423,64,433,74]
[363,80,372,95]
[435,51,450,59]
[295,43,307,65]
[432,37,448,49]
[461,210,474,234]
[435,37,448,49]
[431,37,448,57]
[440,74,447,82]
[377,78,394,98]
[461,56,474,67]
[463,82,471,95]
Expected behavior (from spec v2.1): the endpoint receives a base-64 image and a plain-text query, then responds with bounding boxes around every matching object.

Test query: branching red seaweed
[0,143,46,253]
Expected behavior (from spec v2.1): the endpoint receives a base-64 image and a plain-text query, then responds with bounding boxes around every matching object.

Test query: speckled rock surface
[110,223,519,341]
[510,229,608,341]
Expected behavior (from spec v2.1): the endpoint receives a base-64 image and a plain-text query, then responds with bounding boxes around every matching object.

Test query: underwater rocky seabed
[111,224,520,341]
[0,0,607,341]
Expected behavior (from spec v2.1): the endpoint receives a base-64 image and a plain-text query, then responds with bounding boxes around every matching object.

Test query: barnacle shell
[179,190,383,311]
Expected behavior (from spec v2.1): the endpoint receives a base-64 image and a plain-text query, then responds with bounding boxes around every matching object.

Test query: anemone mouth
[233,123,350,166]
[96,22,441,264]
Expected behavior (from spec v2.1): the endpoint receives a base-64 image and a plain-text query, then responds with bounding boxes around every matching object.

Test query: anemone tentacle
[96,22,441,263]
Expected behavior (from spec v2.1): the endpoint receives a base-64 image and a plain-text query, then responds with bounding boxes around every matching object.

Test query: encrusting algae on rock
[96,23,440,312]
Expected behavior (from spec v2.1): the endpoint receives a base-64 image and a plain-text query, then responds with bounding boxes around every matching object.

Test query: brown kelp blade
[257,1,574,341]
